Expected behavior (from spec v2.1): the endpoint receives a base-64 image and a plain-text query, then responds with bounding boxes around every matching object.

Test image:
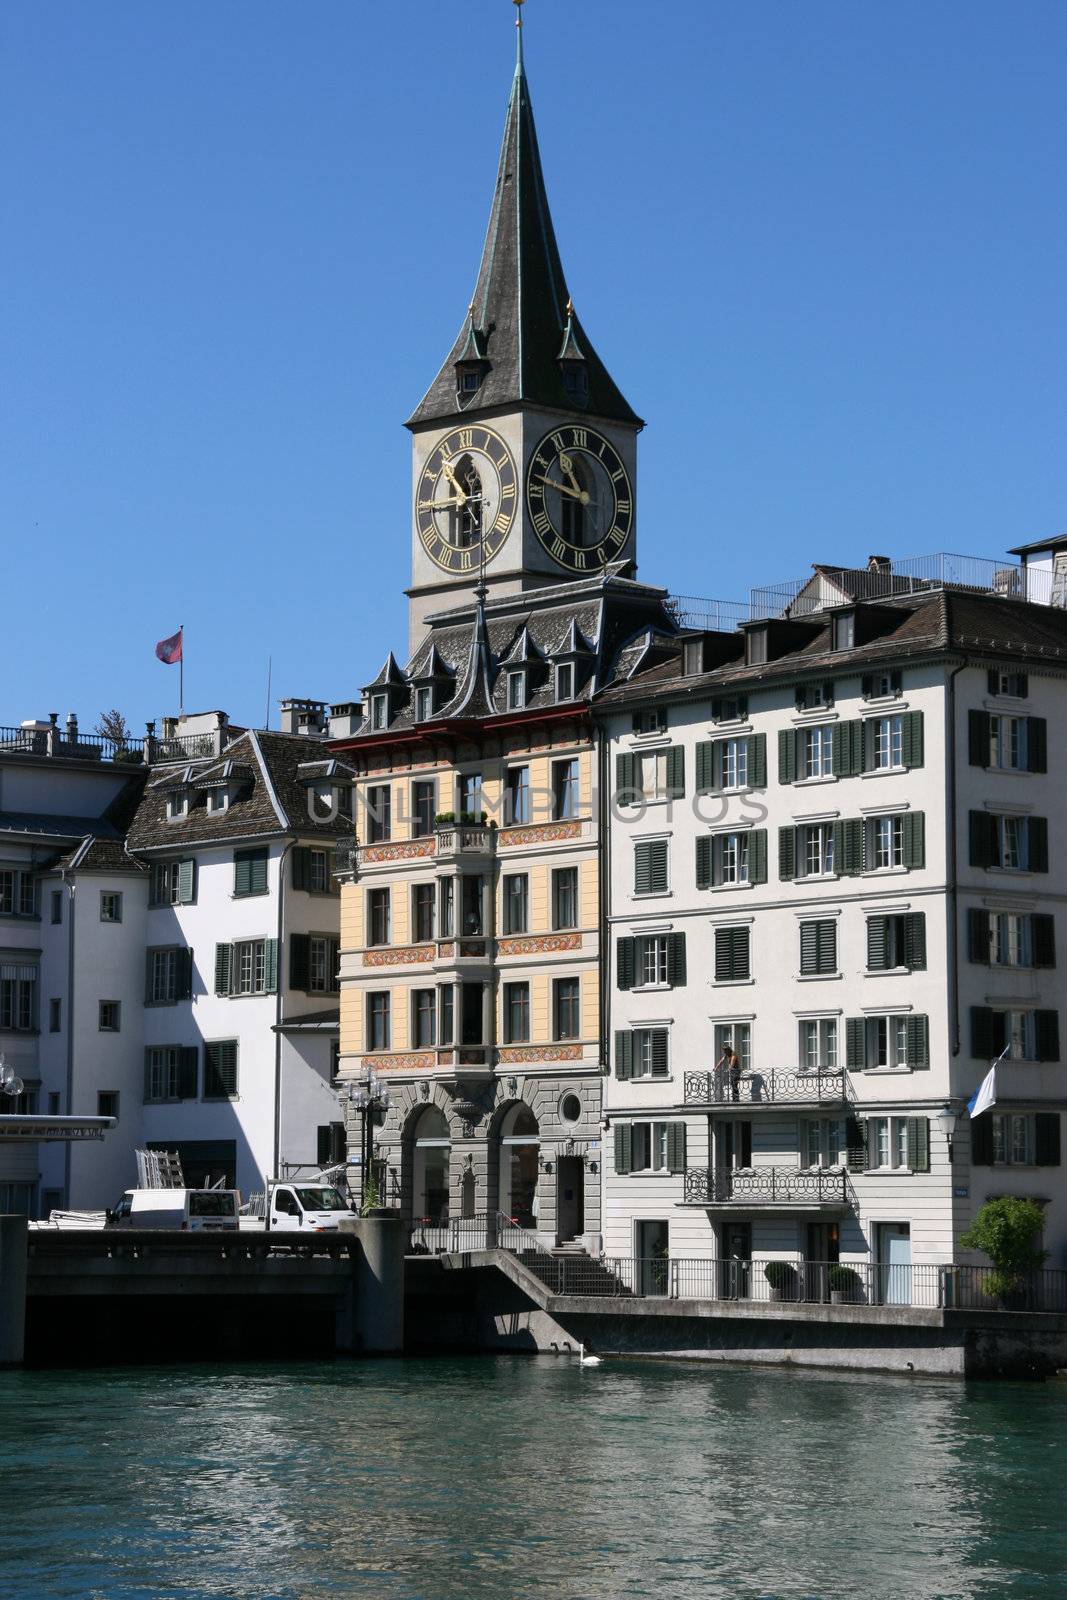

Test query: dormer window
[633,708,667,735]
[415,686,433,722]
[562,366,588,401]
[556,663,575,702]
[166,792,188,822]
[746,627,768,666]
[206,788,229,815]
[336,786,354,819]
[460,369,481,394]
[370,694,389,731]
[507,671,527,711]
[833,613,855,652]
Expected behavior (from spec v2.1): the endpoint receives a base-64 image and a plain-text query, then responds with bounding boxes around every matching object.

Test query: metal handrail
[683,1166,852,1206]
[684,1068,850,1106]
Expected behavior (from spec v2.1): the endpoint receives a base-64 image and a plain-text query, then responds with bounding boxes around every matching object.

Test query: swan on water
[578,1343,602,1367]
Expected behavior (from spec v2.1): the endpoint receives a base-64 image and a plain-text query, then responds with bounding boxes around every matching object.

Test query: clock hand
[440,461,468,504]
[558,453,591,505]
[538,474,584,500]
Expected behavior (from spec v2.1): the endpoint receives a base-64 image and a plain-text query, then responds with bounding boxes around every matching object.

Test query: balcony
[682,1166,852,1213]
[684,1068,850,1109]
[433,823,495,860]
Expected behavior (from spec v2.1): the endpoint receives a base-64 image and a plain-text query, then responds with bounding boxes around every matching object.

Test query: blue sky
[3,0,1065,734]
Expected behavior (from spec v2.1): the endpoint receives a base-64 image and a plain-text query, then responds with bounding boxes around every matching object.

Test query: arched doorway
[499,1103,539,1228]
[412,1107,450,1224]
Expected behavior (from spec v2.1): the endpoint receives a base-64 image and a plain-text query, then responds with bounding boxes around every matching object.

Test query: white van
[263,1183,357,1232]
[107,1188,240,1231]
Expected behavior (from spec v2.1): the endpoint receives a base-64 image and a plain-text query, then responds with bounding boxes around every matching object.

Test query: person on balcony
[717,1047,742,1103]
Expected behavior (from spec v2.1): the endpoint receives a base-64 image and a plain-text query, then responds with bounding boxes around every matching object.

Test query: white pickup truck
[240,1182,358,1233]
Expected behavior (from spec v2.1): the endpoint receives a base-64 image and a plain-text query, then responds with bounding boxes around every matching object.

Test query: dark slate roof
[126,730,358,852]
[57,837,148,875]
[594,590,1067,708]
[407,48,641,429]
[0,812,124,844]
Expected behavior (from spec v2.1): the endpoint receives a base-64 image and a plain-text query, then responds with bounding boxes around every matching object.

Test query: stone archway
[494,1102,540,1229]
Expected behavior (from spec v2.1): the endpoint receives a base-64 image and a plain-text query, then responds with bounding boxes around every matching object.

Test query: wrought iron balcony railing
[684,1068,850,1107]
[683,1166,852,1207]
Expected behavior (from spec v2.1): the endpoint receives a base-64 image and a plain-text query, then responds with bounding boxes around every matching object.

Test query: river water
[1,1356,1065,1600]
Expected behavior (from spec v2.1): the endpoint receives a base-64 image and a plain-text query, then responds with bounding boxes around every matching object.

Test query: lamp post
[343,1070,391,1209]
[935,1103,959,1164]
[0,1054,26,1103]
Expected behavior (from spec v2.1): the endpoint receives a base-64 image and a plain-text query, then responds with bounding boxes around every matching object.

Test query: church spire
[407,11,640,429]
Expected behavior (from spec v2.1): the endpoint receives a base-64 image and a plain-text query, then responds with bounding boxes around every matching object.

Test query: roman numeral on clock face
[533,511,552,536]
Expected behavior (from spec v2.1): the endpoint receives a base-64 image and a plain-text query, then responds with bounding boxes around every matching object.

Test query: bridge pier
[0,1215,28,1367]
[343,1215,405,1354]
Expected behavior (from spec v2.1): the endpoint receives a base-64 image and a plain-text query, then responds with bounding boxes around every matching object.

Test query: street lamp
[342,1069,391,1208]
[0,1053,25,1102]
[935,1103,958,1164]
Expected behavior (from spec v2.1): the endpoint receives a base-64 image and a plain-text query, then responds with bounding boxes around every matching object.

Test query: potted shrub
[960,1196,1048,1309]
[827,1263,862,1305]
[434,811,456,827]
[763,1260,798,1302]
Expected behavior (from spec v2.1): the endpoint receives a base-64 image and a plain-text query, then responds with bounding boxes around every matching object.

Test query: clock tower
[405,4,643,646]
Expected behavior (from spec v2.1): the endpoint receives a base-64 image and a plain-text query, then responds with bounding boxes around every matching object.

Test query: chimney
[328,701,364,739]
[279,698,327,737]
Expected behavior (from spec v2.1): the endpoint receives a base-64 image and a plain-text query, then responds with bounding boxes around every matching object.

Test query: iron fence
[683,1166,852,1206]
[683,1069,850,1107]
[941,1266,1067,1313]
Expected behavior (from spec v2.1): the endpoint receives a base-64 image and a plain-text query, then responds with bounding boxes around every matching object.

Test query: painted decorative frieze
[499,821,583,848]
[362,944,434,967]
[497,933,582,957]
[497,1044,583,1064]
[359,839,436,864]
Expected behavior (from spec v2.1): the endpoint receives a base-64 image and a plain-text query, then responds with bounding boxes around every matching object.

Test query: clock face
[417,425,518,574]
[525,424,634,573]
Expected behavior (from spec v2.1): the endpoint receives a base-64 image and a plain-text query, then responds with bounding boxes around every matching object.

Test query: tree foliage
[960,1196,1048,1295]
[94,709,131,746]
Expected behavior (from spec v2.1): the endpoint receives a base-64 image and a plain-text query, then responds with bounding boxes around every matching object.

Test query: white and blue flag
[968,1044,1010,1118]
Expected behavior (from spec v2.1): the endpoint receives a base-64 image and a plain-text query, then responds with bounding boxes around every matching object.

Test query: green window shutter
[778,826,795,881]
[317,1125,332,1166]
[668,932,687,986]
[292,848,309,891]
[831,721,850,778]
[748,734,767,789]
[1028,817,1049,873]
[970,1007,994,1059]
[799,921,819,975]
[143,1051,153,1102]
[651,1030,668,1074]
[616,937,636,991]
[666,745,685,799]
[903,811,925,870]
[890,670,902,693]
[144,949,154,1004]
[1035,1113,1061,1167]
[968,908,990,964]
[327,939,339,993]
[264,938,279,994]
[838,818,863,876]
[178,1047,199,1100]
[178,948,194,1000]
[614,1030,633,1080]
[968,710,990,767]
[214,942,232,997]
[906,1015,929,1069]
[778,728,796,784]
[616,752,636,800]
[734,928,750,979]
[904,912,926,971]
[177,859,196,905]
[206,1041,238,1098]
[861,674,873,699]
[696,741,716,793]
[666,1123,687,1174]
[971,1115,994,1166]
[846,1017,867,1070]
[969,811,995,869]
[696,836,713,891]
[795,685,807,711]
[1033,914,1056,969]
[614,1123,633,1175]
[902,711,924,769]
[1035,1010,1060,1063]
[251,850,268,895]
[867,916,888,972]
[234,852,251,897]
[845,1116,868,1171]
[290,934,310,992]
[649,840,669,893]
[715,930,731,981]
[634,842,652,895]
[818,921,836,973]
[749,829,767,885]
[1027,717,1047,774]
[849,719,864,775]
[906,1118,930,1173]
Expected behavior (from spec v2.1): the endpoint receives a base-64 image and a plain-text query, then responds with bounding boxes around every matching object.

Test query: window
[799,920,836,975]
[632,1122,671,1171]
[618,932,685,990]
[990,670,1028,698]
[144,1046,197,1103]
[721,738,748,790]
[415,686,433,722]
[307,936,337,995]
[308,849,330,895]
[696,831,766,890]
[635,750,669,802]
[461,875,485,936]
[151,859,195,907]
[989,716,1028,771]
[413,989,437,1048]
[634,839,669,896]
[714,926,751,982]
[832,614,855,651]
[873,715,904,771]
[800,1018,838,1071]
[233,848,268,897]
[863,670,902,699]
[552,867,578,930]
[368,888,391,947]
[367,992,391,1052]
[869,1116,910,1170]
[507,672,526,711]
[99,892,123,923]
[439,877,455,938]
[502,874,529,935]
[803,725,834,780]
[438,984,455,1045]
[146,947,191,1006]
[504,982,530,1043]
[505,766,531,826]
[869,815,903,870]
[804,1118,845,1168]
[556,663,575,702]
[641,935,669,987]
[412,781,436,838]
[461,368,480,393]
[233,939,271,996]
[554,977,581,1040]
[457,771,482,819]
[867,912,926,972]
[710,695,747,723]
[553,758,580,821]
[714,1022,751,1072]
[99,1000,120,1032]
[0,869,37,919]
[971,910,1054,969]
[97,1091,119,1119]
[802,824,835,878]
[48,997,61,1032]
[370,694,388,731]
[166,792,188,821]
[634,1027,669,1078]
[366,786,392,843]
[633,708,667,735]
[204,1041,238,1099]
[206,788,229,814]
[413,882,435,942]
[50,890,62,925]
[797,681,834,710]
[336,786,354,820]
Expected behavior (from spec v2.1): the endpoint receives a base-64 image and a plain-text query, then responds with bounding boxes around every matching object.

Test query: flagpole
[265,656,272,731]
[179,624,184,718]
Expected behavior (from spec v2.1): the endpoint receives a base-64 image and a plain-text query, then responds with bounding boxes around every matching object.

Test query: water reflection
[0,1358,1065,1599]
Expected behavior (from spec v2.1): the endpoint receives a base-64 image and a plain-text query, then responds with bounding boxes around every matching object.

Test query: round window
[560,1093,582,1125]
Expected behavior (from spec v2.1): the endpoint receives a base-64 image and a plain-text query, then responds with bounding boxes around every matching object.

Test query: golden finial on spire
[566,296,574,320]
[514,0,526,22]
